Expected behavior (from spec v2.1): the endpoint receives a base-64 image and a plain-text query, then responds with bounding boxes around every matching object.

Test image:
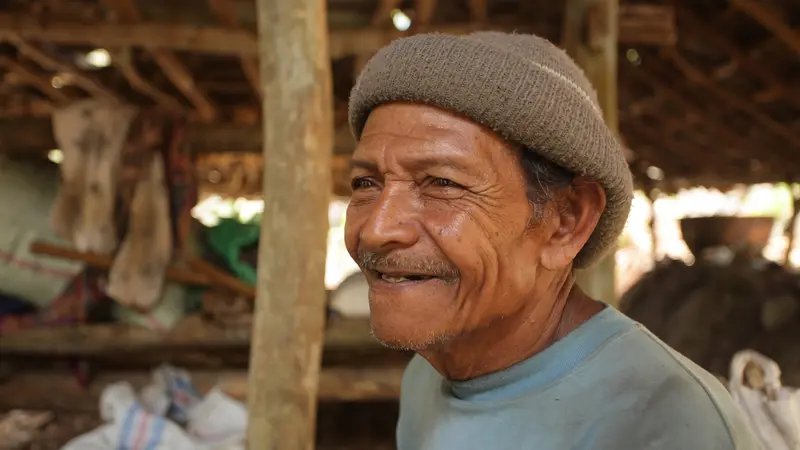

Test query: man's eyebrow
[350,155,475,174]
[349,156,472,172]
[403,155,473,174]
[350,159,378,171]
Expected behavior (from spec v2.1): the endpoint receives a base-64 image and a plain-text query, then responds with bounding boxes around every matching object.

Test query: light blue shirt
[397,306,763,449]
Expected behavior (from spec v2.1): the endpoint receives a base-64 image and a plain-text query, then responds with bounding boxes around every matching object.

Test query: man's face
[345,103,559,351]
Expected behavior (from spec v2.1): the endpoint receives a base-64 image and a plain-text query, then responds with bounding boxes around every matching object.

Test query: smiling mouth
[374,271,436,284]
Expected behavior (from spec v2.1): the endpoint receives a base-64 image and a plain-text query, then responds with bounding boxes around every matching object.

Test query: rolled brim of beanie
[348,32,633,268]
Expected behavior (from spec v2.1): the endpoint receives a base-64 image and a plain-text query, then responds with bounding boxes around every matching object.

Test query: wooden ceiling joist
[677,7,800,107]
[0,5,676,58]
[111,47,184,111]
[97,0,182,109]
[619,115,695,174]
[0,116,357,156]
[618,4,677,46]
[208,0,262,98]
[0,117,258,155]
[101,0,218,122]
[9,38,118,102]
[414,0,438,26]
[661,47,800,156]
[0,56,71,104]
[467,0,489,23]
[731,0,800,54]
[623,62,789,171]
[150,49,218,122]
[371,0,404,26]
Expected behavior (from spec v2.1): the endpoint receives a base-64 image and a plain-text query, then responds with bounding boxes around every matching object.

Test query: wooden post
[247,0,333,448]
[783,182,800,267]
[563,0,620,306]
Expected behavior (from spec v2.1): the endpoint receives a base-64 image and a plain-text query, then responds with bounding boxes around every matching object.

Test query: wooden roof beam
[0,101,354,154]
[676,7,799,107]
[150,50,217,122]
[661,47,800,154]
[468,0,489,23]
[0,96,53,118]
[731,0,800,54]
[372,0,404,26]
[0,56,71,104]
[619,119,698,174]
[638,64,792,175]
[101,0,184,110]
[9,39,118,102]
[414,0,438,26]
[102,0,217,122]
[0,117,256,155]
[626,93,663,119]
[112,47,184,111]
[208,0,262,98]
[622,62,787,170]
[618,4,677,46]
[0,5,676,57]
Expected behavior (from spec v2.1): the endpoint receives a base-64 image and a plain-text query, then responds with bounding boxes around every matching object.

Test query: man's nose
[359,186,419,252]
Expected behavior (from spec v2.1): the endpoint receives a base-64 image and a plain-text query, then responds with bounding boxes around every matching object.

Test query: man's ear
[539,177,606,270]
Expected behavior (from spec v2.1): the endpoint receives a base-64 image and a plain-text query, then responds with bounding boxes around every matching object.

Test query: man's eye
[351,177,376,190]
[430,177,462,189]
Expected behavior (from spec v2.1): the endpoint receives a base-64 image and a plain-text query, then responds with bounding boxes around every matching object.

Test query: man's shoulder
[591,323,762,449]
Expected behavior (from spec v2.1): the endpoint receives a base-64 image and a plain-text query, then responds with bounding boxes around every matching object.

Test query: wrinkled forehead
[354,102,517,170]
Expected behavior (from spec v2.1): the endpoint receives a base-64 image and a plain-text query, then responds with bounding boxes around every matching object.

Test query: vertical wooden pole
[563,0,620,306]
[783,183,799,267]
[247,0,333,448]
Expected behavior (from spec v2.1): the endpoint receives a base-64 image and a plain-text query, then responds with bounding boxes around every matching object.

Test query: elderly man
[344,32,761,449]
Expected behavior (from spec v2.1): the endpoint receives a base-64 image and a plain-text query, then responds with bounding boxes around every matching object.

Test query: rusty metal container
[679,216,776,257]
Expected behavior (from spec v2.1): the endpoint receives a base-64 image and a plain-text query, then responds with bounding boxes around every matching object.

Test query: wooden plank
[563,0,619,306]
[248,0,333,448]
[0,315,380,356]
[0,117,357,155]
[0,7,675,57]
[0,367,404,412]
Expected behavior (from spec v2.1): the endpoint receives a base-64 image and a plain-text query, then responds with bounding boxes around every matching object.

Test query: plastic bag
[61,382,195,450]
[60,365,247,449]
[729,350,800,450]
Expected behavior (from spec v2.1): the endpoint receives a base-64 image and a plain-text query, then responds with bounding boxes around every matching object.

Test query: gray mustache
[355,249,460,281]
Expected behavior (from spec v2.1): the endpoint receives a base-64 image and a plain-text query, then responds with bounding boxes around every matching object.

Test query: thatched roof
[0,0,797,196]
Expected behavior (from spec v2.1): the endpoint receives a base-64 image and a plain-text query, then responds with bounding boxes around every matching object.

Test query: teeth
[381,274,410,283]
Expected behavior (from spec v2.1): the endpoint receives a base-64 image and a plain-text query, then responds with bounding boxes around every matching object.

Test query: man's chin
[366,282,460,351]
[369,319,455,352]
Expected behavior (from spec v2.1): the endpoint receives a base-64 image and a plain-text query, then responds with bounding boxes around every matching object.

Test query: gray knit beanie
[348,31,633,268]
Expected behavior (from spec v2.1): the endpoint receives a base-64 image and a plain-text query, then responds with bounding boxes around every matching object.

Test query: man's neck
[419,273,604,381]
